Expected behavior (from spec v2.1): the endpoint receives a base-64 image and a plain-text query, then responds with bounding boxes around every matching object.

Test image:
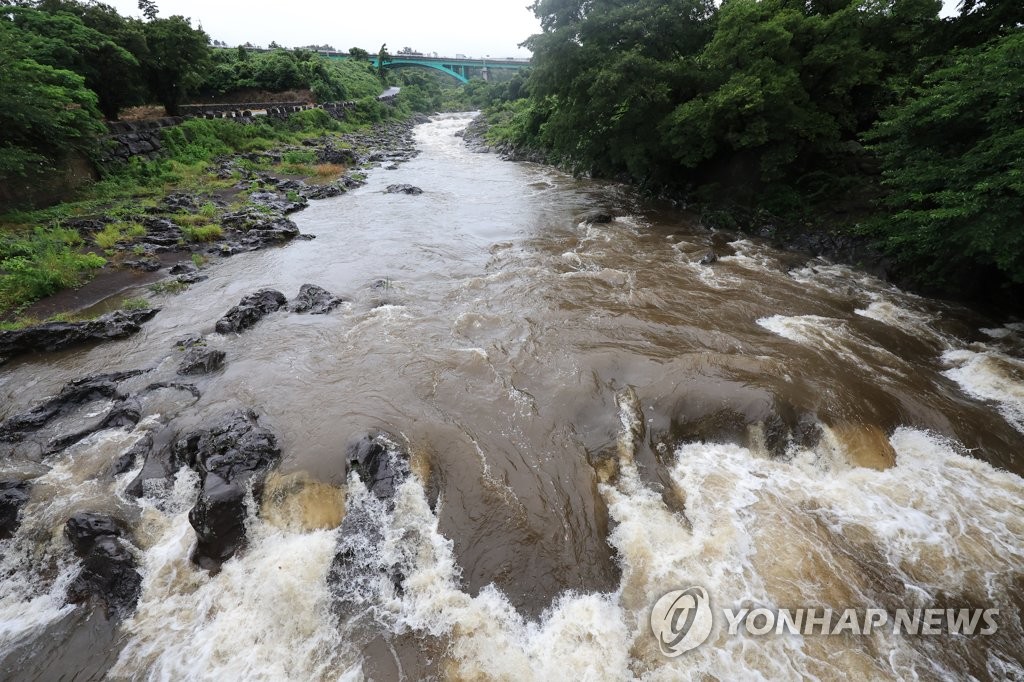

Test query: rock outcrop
[173,410,282,569]
[385,184,423,195]
[64,512,142,617]
[214,290,287,334]
[288,284,346,315]
[0,480,30,539]
[0,310,159,365]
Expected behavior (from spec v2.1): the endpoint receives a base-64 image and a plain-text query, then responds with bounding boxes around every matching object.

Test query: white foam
[942,348,1024,432]
[757,314,908,378]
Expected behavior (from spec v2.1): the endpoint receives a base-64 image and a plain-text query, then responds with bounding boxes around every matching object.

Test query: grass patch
[191,253,208,267]
[149,279,190,295]
[0,228,107,315]
[119,296,151,310]
[181,224,223,242]
[94,221,146,249]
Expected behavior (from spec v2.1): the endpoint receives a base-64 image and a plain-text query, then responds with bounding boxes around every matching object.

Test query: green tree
[863,31,1024,288]
[141,15,210,115]
[0,22,105,179]
[137,0,158,21]
[349,46,370,61]
[377,43,391,79]
[7,5,144,120]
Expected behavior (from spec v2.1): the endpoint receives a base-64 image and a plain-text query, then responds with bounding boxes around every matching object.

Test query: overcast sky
[100,0,962,58]
[100,0,541,57]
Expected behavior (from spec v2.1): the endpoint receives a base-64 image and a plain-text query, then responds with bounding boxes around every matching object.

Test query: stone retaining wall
[103,95,397,163]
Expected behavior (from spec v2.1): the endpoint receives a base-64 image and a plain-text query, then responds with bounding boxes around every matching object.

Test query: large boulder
[329,433,411,610]
[0,480,30,539]
[220,209,301,252]
[288,284,346,315]
[346,433,410,502]
[385,184,423,196]
[64,512,141,617]
[0,310,159,365]
[173,410,282,569]
[215,289,287,334]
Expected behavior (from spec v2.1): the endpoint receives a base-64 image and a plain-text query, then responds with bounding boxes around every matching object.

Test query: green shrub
[181,224,223,242]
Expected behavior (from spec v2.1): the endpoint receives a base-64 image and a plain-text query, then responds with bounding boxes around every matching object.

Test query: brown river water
[1,113,1022,680]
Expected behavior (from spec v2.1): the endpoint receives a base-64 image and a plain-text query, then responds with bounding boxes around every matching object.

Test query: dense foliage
[197,47,385,102]
[498,0,1023,297]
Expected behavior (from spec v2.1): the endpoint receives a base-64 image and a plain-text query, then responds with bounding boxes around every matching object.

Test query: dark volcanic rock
[316,144,359,166]
[346,433,410,502]
[579,210,613,224]
[173,333,204,349]
[385,184,423,195]
[139,218,185,250]
[249,191,307,214]
[288,284,345,315]
[65,512,124,554]
[0,370,145,442]
[64,512,141,617]
[0,480,30,539]
[177,346,226,375]
[698,251,719,266]
[174,410,282,569]
[43,397,143,455]
[169,261,198,276]
[123,258,161,272]
[215,289,287,334]
[300,184,344,201]
[111,433,153,477]
[162,192,200,212]
[329,433,411,608]
[0,310,159,365]
[220,209,301,251]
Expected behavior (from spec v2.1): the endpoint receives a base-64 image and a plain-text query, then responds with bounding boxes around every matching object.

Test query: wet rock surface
[215,289,287,334]
[288,284,346,315]
[385,184,423,195]
[177,346,226,375]
[345,433,411,502]
[0,310,159,365]
[330,433,412,610]
[0,370,145,442]
[0,480,30,539]
[64,512,142,617]
[172,410,282,569]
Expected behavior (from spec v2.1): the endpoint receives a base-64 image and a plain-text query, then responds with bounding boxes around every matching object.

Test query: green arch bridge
[325,53,531,84]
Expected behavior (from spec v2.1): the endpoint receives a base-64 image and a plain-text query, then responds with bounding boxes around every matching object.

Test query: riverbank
[0,112,428,327]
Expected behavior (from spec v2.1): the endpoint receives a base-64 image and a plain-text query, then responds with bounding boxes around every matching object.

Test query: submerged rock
[0,310,159,365]
[173,410,282,569]
[579,209,613,224]
[385,184,423,195]
[0,480,30,539]
[288,284,346,315]
[698,251,719,266]
[64,512,141,617]
[0,370,145,442]
[214,289,287,334]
